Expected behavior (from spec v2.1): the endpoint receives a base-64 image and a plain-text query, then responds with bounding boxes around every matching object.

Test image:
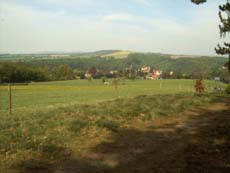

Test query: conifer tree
[192,0,230,72]
[191,0,206,5]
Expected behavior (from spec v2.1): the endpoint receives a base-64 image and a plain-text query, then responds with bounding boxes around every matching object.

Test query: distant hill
[0,50,123,61]
[126,53,227,75]
[170,55,199,59]
[0,51,228,78]
[101,50,133,59]
[73,50,121,57]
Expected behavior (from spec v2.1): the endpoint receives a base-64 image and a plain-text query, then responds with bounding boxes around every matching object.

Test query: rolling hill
[0,51,228,78]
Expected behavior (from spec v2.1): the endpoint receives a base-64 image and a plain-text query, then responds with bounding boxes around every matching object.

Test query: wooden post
[228,53,230,73]
[8,83,12,114]
[113,78,119,97]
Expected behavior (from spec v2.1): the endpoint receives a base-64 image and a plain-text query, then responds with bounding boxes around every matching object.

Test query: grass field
[0,79,225,113]
[0,79,228,171]
[101,50,133,58]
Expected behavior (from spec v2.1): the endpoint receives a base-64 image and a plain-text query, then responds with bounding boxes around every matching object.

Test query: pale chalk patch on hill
[101,51,133,59]
[170,55,197,59]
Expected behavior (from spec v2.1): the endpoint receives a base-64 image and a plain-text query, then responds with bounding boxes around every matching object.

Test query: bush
[70,119,88,133]
[194,79,205,93]
[101,77,107,83]
[225,84,230,94]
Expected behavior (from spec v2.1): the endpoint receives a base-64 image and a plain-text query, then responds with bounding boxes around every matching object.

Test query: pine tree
[192,0,230,72]
[215,1,230,72]
[191,0,206,5]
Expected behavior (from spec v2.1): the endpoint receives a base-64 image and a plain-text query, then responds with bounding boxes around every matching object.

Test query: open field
[101,50,133,58]
[1,92,229,173]
[0,79,229,172]
[0,79,226,113]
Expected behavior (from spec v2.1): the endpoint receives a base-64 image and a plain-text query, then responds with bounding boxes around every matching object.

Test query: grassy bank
[0,93,221,170]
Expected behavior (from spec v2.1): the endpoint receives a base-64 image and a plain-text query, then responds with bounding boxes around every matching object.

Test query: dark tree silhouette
[88,66,97,77]
[192,0,230,72]
[191,0,206,5]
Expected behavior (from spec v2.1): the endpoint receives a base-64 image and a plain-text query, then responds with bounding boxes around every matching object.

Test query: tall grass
[0,93,218,169]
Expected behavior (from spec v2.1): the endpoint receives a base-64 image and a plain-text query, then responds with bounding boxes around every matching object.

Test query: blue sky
[0,0,228,55]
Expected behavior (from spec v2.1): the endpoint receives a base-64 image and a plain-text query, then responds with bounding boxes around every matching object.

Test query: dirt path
[52,100,230,173]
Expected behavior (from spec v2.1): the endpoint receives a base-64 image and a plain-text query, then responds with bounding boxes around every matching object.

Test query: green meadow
[0,79,227,170]
[0,79,225,113]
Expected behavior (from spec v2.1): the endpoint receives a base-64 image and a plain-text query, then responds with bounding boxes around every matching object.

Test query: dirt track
[54,99,230,173]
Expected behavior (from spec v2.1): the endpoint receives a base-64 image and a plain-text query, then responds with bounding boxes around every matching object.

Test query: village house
[140,66,163,79]
[85,72,93,79]
[146,69,163,80]
[141,66,151,74]
[110,70,118,74]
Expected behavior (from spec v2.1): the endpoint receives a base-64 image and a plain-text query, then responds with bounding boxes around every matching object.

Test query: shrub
[225,84,230,94]
[194,79,205,93]
[101,77,107,84]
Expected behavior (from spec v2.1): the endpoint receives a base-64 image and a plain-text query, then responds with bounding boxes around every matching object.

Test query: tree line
[0,54,229,83]
[0,63,75,83]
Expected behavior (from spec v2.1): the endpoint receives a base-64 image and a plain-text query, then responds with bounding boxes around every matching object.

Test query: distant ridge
[101,50,133,59]
[0,50,227,62]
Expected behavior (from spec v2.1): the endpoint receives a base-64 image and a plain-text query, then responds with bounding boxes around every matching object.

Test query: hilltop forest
[0,52,229,83]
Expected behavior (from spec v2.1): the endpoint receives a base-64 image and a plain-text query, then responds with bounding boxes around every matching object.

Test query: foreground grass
[0,93,221,170]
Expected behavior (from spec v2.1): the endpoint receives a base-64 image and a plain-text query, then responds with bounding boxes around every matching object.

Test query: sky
[0,0,229,55]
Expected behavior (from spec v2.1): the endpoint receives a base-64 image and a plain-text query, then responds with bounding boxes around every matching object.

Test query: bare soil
[20,98,230,173]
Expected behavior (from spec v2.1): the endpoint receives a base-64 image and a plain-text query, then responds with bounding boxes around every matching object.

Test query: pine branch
[215,44,230,55]
[191,0,207,5]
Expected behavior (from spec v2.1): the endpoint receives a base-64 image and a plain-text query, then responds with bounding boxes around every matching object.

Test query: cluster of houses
[140,66,163,80]
[84,66,169,80]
